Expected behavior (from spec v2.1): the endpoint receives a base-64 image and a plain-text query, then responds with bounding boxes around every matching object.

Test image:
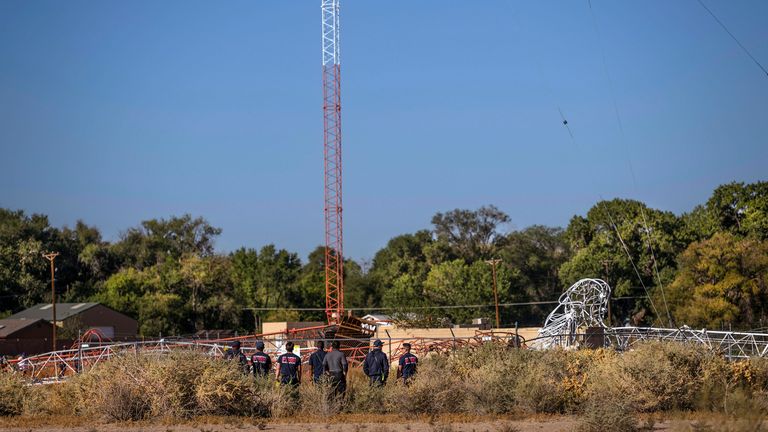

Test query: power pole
[322,0,344,324]
[43,252,60,352]
[485,258,502,329]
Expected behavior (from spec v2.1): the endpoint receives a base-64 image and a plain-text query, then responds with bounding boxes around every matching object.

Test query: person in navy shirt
[363,339,389,386]
[251,341,272,378]
[398,343,418,385]
[308,340,326,383]
[275,341,302,386]
[224,340,248,374]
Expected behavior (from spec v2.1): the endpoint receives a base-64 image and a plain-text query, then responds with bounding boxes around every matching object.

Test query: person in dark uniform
[397,343,418,385]
[275,341,302,387]
[308,340,326,383]
[224,340,248,373]
[363,339,389,386]
[322,340,349,399]
[251,341,272,378]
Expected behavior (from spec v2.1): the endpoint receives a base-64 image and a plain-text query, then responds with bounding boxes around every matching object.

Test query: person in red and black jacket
[398,343,418,385]
[275,341,302,386]
[251,341,272,378]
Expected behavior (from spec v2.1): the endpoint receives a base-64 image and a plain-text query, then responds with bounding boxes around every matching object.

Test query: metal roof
[7,303,99,321]
[0,318,51,338]
[361,314,392,321]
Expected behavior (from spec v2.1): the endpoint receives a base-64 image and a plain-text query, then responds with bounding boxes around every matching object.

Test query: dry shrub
[12,341,768,421]
[346,368,399,414]
[0,372,26,416]
[511,349,578,414]
[298,377,342,417]
[576,399,638,432]
[194,361,278,417]
[730,357,768,394]
[69,350,283,420]
[74,355,153,420]
[620,342,703,411]
[22,379,79,416]
[460,345,528,414]
[386,359,465,415]
[584,342,723,413]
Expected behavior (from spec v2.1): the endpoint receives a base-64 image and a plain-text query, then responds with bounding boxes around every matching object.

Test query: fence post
[514,321,519,348]
[449,327,456,352]
[77,330,82,374]
[385,329,392,361]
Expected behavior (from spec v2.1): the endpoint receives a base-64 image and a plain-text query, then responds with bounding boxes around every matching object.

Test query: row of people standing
[224,338,418,388]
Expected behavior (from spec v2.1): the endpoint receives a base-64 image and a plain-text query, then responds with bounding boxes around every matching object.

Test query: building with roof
[361,314,393,327]
[0,318,55,356]
[7,303,138,341]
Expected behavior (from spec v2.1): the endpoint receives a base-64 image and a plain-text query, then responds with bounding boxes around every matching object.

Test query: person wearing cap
[251,341,272,378]
[224,340,248,373]
[308,340,327,383]
[363,339,389,386]
[322,340,349,398]
[397,343,418,385]
[276,341,302,387]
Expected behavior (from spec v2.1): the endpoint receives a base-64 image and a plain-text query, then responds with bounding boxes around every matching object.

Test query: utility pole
[43,252,59,352]
[601,259,612,326]
[485,258,502,329]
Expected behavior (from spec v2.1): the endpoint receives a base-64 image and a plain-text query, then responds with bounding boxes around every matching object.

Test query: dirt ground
[0,414,741,432]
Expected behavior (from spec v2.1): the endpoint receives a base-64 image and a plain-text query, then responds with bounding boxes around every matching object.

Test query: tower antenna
[322,0,344,324]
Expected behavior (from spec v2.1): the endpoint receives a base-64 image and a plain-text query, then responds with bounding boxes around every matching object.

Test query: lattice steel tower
[322,0,344,324]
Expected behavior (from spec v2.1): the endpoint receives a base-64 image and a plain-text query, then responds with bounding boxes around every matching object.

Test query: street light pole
[43,252,59,352]
[485,258,502,329]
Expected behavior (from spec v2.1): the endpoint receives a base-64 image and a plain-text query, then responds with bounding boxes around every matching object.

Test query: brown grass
[2,342,768,424]
[0,372,26,416]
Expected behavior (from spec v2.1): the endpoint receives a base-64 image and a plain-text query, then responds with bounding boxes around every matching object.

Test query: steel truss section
[4,329,525,383]
[322,0,344,324]
[610,326,768,360]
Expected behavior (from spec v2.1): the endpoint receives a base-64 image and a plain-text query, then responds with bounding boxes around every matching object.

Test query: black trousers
[329,371,347,398]
[368,374,386,386]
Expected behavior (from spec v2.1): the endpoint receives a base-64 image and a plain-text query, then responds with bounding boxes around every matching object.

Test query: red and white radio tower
[322,0,344,324]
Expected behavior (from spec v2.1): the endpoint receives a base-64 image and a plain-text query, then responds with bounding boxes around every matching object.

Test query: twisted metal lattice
[532,278,611,349]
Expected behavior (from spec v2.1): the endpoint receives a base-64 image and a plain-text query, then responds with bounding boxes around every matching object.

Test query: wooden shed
[0,318,55,356]
[7,303,138,341]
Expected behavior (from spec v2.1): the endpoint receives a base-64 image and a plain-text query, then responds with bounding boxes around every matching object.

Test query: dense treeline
[1,181,766,336]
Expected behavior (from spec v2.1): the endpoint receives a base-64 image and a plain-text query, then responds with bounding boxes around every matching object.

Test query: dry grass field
[2,343,768,431]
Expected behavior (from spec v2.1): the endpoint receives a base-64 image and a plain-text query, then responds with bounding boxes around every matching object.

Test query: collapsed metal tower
[322,0,344,324]
[532,278,611,349]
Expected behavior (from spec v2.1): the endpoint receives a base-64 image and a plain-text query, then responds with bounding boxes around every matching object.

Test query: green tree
[666,232,768,329]
[559,199,684,324]
[112,215,222,269]
[422,259,515,325]
[0,210,105,313]
[705,181,768,240]
[371,231,433,310]
[499,225,570,323]
[431,205,509,263]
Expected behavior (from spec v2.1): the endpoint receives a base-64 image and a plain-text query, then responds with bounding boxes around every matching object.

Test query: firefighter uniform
[398,351,418,384]
[251,341,272,377]
[224,341,248,374]
[277,350,302,386]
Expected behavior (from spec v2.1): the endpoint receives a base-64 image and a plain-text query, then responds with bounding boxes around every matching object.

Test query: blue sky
[1,1,766,262]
